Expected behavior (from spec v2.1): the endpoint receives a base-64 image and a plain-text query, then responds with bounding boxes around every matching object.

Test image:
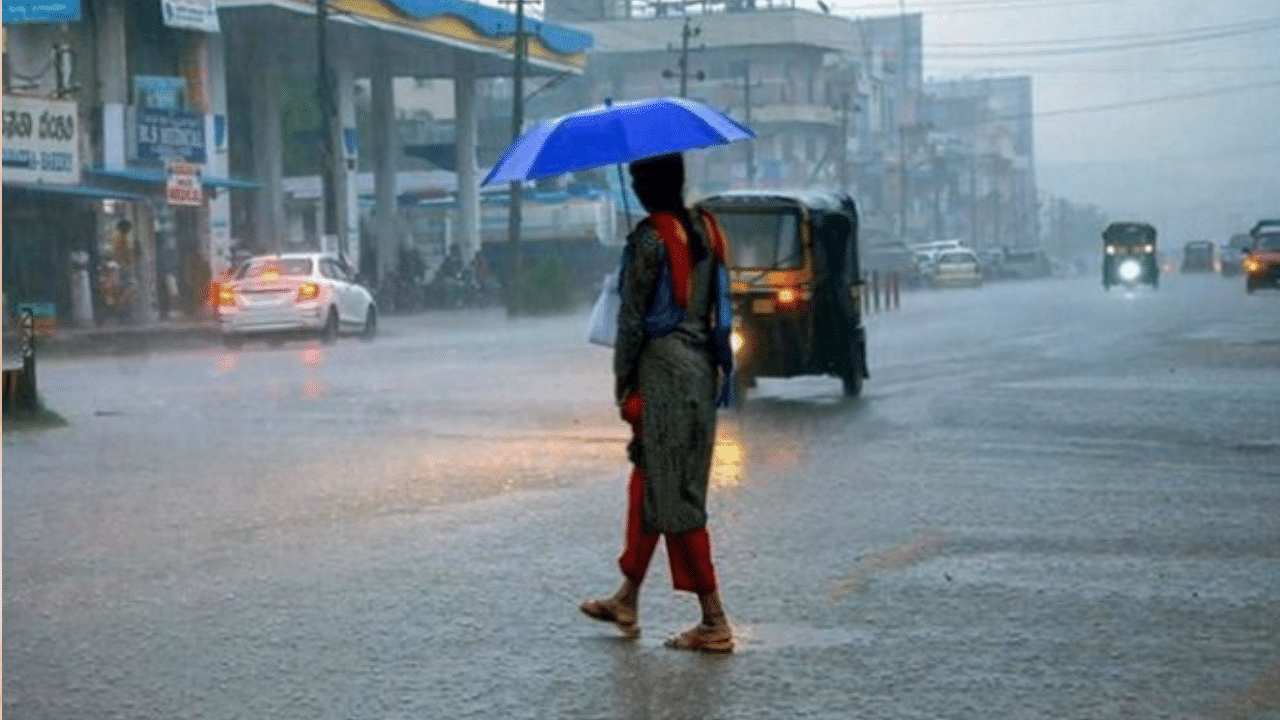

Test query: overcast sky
[839,0,1280,241]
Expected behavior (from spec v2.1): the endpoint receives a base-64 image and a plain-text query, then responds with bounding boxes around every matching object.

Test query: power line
[927,16,1280,48]
[997,77,1280,123]
[926,21,1280,58]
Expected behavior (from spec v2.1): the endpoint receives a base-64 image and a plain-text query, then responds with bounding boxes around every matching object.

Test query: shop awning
[87,166,264,190]
[3,181,149,202]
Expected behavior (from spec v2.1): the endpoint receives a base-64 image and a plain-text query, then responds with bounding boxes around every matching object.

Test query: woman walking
[579,152,735,653]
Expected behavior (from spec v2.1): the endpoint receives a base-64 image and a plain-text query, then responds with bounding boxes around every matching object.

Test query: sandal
[579,598,640,637]
[664,621,734,654]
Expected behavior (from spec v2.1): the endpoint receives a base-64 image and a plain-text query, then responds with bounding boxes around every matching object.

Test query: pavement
[16,316,220,358]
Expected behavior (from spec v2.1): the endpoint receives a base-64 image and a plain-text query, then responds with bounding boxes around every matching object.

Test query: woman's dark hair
[629,153,707,262]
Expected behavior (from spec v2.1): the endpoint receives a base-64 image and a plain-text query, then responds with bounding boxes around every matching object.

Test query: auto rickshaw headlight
[776,288,799,305]
[1143,244,1154,253]
[730,329,745,355]
[1105,245,1116,256]
[1118,259,1142,282]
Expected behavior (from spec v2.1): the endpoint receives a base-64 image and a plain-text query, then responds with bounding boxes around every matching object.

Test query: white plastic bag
[586,269,621,347]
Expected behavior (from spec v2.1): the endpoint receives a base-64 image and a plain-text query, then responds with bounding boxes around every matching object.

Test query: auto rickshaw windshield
[714,209,803,269]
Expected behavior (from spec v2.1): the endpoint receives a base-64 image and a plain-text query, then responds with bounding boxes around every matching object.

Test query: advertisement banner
[2,95,80,185]
[135,107,207,163]
[160,0,220,33]
[2,1,81,23]
[166,160,203,207]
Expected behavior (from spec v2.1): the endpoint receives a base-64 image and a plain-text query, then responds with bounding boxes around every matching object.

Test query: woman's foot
[664,614,734,653]
[578,598,640,637]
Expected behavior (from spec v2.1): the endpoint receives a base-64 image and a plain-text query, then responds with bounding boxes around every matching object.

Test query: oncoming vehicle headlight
[1118,259,1142,282]
[1243,257,1263,274]
[1105,245,1117,256]
[1143,244,1154,253]
[730,329,745,355]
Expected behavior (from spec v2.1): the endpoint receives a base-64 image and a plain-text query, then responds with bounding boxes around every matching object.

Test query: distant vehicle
[1181,240,1216,273]
[930,248,984,288]
[1243,219,1280,294]
[1102,221,1158,290]
[1000,246,1053,280]
[1219,233,1252,277]
[217,252,377,348]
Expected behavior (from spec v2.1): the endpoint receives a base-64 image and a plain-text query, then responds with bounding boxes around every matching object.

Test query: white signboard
[166,160,204,206]
[161,0,220,33]
[2,95,80,185]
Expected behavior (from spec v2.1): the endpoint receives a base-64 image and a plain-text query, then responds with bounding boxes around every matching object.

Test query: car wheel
[360,305,377,342]
[319,308,339,344]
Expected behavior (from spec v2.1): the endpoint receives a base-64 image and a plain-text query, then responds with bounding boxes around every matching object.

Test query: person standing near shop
[105,219,139,322]
[578,152,736,653]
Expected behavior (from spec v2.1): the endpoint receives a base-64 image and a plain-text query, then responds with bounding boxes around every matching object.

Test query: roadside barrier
[862,271,902,314]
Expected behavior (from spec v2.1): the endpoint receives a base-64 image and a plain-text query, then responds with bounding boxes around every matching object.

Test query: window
[711,209,802,269]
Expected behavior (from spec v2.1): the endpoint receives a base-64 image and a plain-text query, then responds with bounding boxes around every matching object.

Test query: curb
[34,325,221,358]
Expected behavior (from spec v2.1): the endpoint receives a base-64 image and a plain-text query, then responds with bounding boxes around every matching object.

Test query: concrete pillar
[454,56,480,262]
[370,52,398,282]
[95,0,128,170]
[249,35,285,252]
[205,33,232,278]
[330,55,360,266]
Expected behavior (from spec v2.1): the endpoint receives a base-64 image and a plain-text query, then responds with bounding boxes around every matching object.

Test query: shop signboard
[166,160,203,207]
[160,0,220,33]
[2,1,81,23]
[1,95,80,184]
[135,107,207,163]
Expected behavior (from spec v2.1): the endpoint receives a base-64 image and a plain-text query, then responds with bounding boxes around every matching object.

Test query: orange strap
[648,212,694,308]
[648,210,730,309]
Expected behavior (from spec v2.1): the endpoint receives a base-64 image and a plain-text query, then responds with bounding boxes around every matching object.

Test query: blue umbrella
[482,96,755,187]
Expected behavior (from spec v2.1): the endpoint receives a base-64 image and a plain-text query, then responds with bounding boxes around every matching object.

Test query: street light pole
[505,0,529,315]
[316,0,341,257]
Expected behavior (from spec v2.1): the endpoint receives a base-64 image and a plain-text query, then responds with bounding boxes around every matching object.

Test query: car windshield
[1255,233,1280,252]
[713,209,802,269]
[1105,225,1154,246]
[236,257,313,280]
[938,251,975,264]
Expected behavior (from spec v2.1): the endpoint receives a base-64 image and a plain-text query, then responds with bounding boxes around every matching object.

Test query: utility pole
[500,0,536,315]
[741,60,756,185]
[662,17,703,98]
[316,0,341,258]
[838,91,850,194]
[896,0,910,240]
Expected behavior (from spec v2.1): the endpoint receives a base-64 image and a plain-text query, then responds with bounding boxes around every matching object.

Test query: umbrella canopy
[482,96,755,186]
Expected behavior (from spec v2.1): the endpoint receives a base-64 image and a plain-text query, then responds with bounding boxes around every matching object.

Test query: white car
[929,249,984,288]
[217,252,377,348]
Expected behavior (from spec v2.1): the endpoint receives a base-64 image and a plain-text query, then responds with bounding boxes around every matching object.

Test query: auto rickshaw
[1102,221,1159,290]
[694,190,868,403]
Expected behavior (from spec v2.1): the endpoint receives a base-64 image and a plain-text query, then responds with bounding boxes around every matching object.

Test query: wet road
[5,274,1279,719]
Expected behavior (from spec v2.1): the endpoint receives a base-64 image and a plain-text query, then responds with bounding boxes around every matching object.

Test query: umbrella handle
[616,162,633,233]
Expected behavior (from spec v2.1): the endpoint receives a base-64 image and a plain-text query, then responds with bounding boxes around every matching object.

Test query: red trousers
[617,392,719,594]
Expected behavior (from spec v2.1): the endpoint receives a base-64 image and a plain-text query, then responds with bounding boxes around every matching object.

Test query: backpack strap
[697,208,730,265]
[647,211,693,309]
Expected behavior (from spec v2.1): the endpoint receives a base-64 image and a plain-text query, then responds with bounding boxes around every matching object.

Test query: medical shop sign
[135,107,207,163]
[166,160,203,207]
[2,95,80,184]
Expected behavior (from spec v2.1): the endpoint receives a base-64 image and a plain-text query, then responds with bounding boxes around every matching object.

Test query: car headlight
[1243,257,1262,274]
[1118,259,1142,281]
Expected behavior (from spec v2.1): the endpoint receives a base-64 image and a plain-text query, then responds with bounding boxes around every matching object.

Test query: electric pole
[316,0,341,258]
[897,0,909,240]
[500,0,536,315]
[662,17,703,98]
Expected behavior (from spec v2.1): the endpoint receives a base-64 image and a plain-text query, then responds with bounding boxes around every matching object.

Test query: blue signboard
[2,1,81,23]
[135,107,206,163]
